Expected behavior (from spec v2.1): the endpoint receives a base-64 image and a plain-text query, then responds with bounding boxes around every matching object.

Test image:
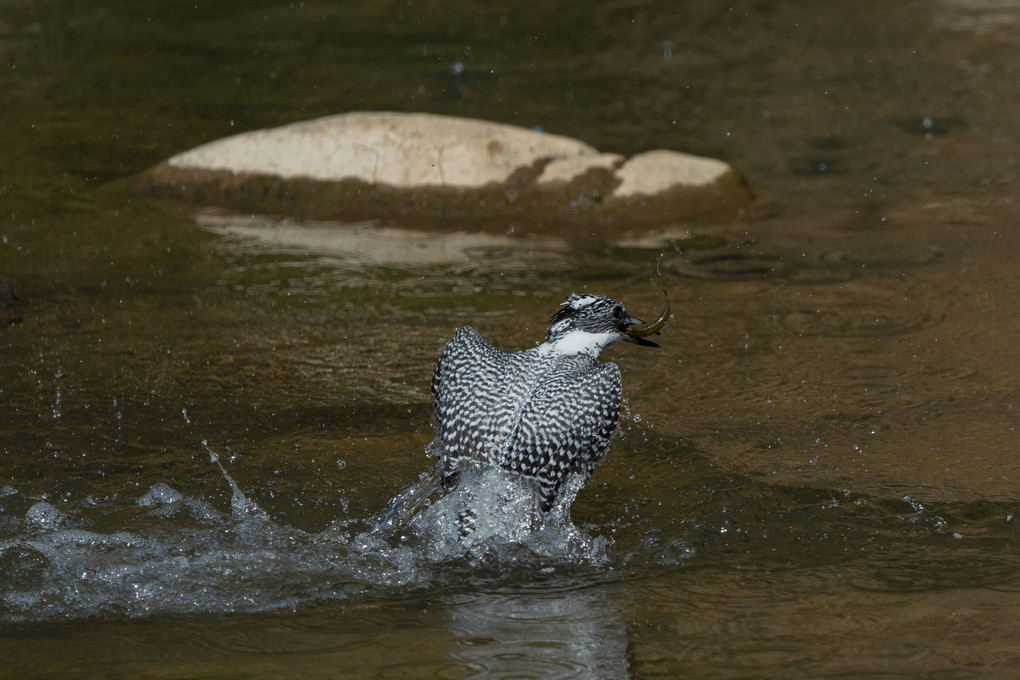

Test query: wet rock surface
[138,112,753,229]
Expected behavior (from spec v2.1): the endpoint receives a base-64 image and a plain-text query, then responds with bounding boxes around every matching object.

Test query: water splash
[204,441,270,521]
[2,437,1000,624]
[0,447,394,622]
[0,447,608,623]
[369,459,611,568]
[403,466,611,566]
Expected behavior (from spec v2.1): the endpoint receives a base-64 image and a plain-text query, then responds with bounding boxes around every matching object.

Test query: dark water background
[1,1,1018,677]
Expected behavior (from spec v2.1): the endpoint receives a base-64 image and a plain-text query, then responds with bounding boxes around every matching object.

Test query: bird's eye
[612,305,624,320]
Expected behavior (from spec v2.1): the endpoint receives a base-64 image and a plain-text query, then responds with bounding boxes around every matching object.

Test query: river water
[1,0,1018,677]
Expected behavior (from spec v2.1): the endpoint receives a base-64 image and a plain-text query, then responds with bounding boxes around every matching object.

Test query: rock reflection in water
[198,211,575,299]
[199,212,569,266]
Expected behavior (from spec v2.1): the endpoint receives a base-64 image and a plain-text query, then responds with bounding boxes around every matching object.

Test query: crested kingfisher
[373,292,668,531]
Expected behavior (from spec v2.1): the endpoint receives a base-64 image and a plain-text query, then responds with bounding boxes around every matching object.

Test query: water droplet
[25,501,65,529]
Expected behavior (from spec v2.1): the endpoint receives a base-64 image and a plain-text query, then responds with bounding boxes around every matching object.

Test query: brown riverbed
[1,1,1018,677]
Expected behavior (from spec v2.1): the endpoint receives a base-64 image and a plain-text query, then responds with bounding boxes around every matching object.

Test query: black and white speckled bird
[371,292,668,532]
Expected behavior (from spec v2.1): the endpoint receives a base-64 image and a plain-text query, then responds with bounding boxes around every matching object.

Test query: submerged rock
[138,112,753,230]
[0,283,17,308]
[0,283,21,327]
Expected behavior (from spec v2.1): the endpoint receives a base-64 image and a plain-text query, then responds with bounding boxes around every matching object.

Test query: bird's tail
[366,461,444,533]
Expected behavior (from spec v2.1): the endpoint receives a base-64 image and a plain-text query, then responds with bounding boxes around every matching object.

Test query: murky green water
[2,0,1018,677]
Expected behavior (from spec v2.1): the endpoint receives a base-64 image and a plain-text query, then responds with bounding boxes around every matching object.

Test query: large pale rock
[167,112,600,189]
[613,150,735,198]
[538,152,624,185]
[139,111,753,229]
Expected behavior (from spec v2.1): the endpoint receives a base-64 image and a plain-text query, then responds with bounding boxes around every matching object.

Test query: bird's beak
[622,294,670,347]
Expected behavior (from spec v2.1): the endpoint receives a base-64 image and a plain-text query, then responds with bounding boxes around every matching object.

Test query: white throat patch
[540,329,617,357]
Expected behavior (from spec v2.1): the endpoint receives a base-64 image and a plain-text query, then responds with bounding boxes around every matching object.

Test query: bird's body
[370,292,667,533]
[431,293,667,514]
[431,325,623,511]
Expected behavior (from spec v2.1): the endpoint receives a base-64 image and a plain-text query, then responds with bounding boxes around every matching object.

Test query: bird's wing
[430,327,512,487]
[499,361,622,512]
